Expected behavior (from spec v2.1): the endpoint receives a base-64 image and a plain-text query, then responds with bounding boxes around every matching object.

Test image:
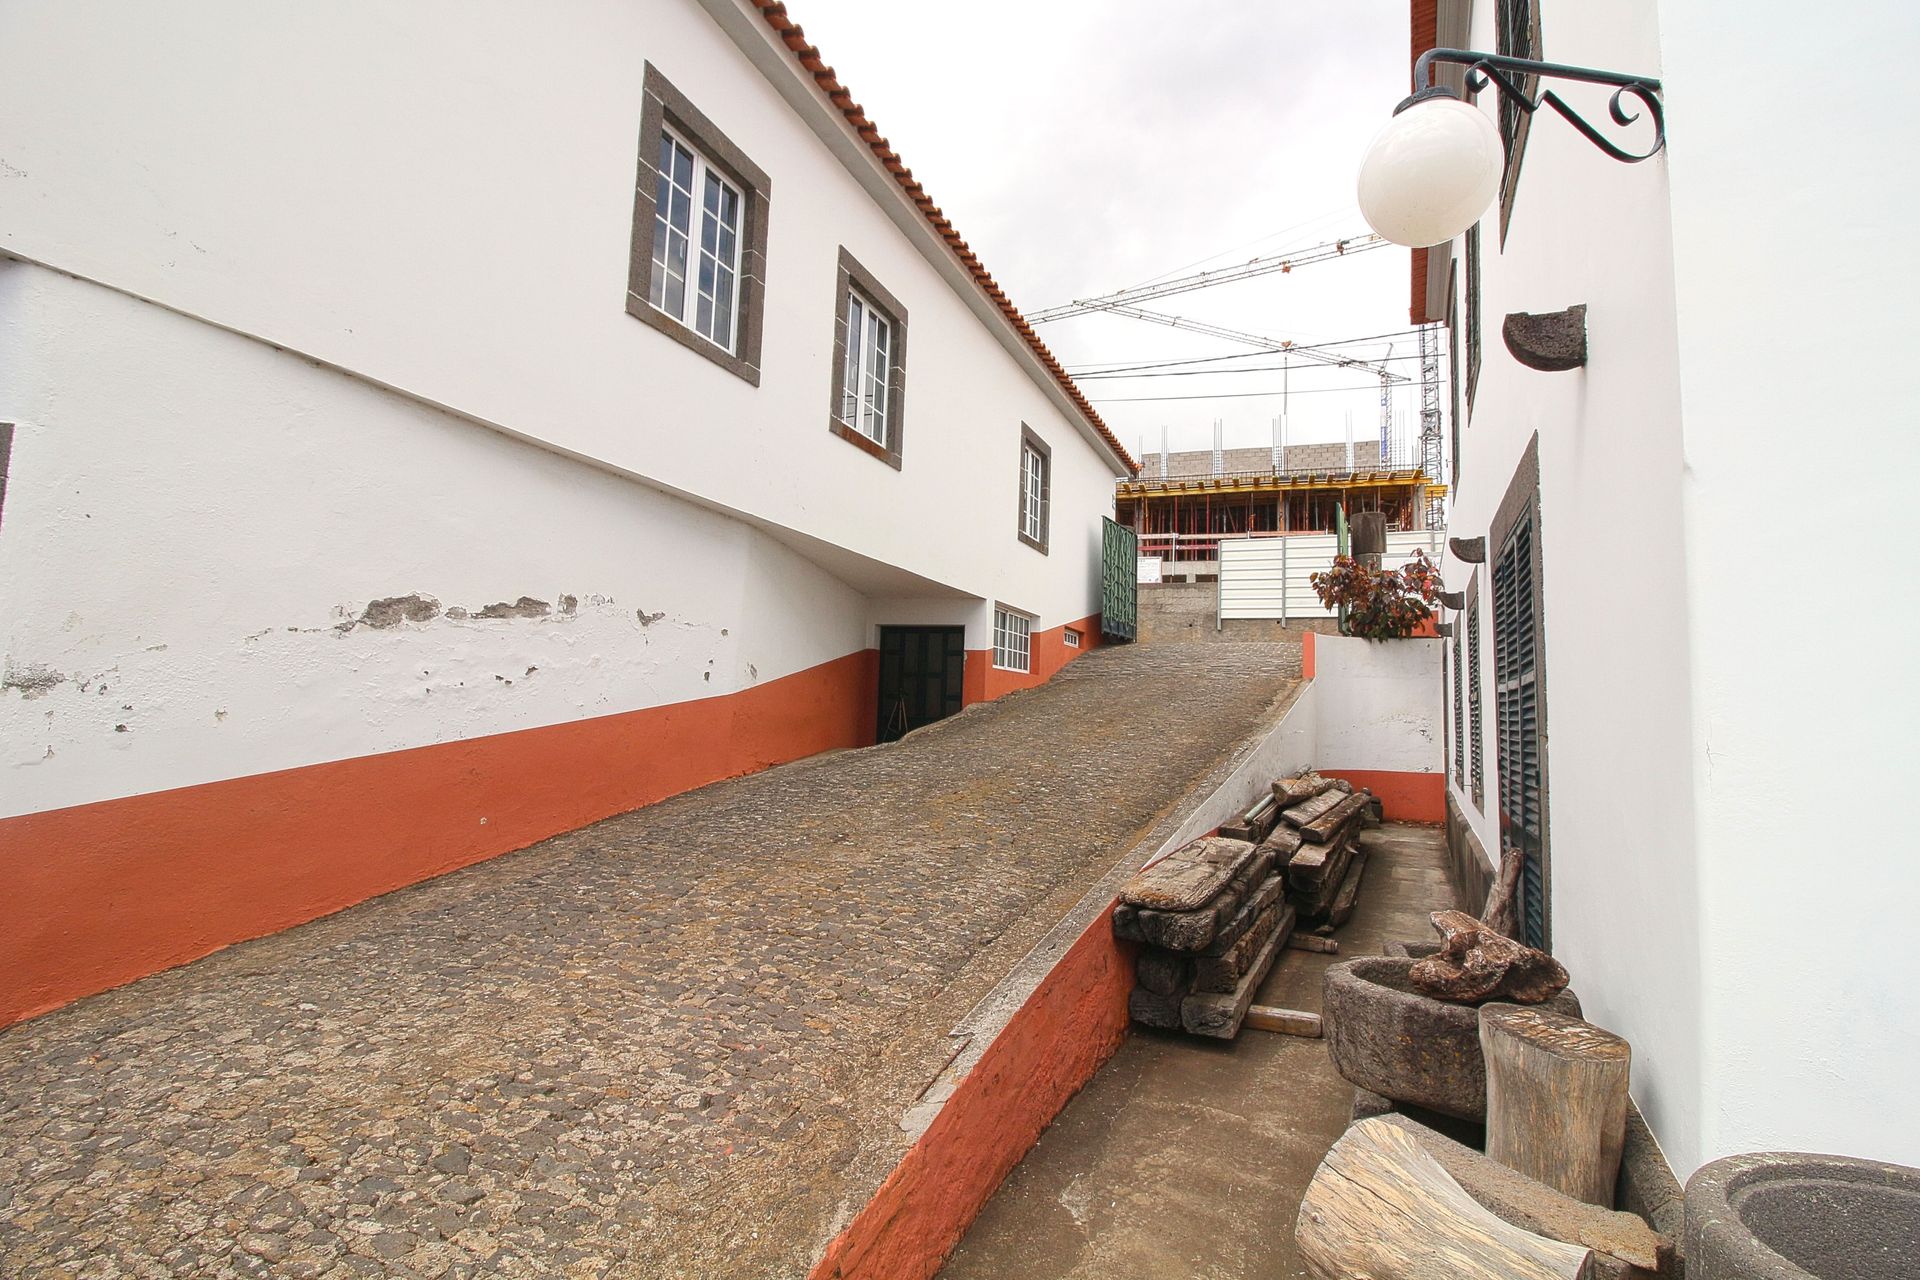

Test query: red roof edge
[1409,0,1440,324]
[756,2,1137,475]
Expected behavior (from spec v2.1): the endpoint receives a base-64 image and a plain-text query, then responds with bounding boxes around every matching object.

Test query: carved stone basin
[1322,956,1581,1121]
[1685,1151,1920,1280]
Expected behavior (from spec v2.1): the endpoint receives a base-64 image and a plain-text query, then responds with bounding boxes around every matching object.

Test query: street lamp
[1357,49,1667,248]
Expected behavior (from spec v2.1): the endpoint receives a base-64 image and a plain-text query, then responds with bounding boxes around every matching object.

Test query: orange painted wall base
[0,650,879,1029]
[963,612,1102,704]
[1323,769,1446,824]
[809,905,1134,1280]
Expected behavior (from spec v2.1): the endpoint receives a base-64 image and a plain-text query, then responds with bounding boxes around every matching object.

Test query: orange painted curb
[0,650,879,1028]
[809,906,1135,1280]
[1302,629,1317,680]
[1323,768,1446,823]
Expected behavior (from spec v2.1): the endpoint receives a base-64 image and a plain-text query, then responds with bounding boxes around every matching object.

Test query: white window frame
[649,125,744,354]
[839,289,893,445]
[993,606,1033,673]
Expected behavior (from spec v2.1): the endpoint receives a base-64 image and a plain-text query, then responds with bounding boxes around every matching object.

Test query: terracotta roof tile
[757,2,1137,474]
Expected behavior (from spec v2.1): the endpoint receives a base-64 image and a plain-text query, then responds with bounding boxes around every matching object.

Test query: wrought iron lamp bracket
[1408,48,1666,163]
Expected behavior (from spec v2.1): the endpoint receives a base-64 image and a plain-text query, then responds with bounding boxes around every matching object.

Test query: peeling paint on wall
[474,597,550,620]
[2,661,66,699]
[338,593,442,632]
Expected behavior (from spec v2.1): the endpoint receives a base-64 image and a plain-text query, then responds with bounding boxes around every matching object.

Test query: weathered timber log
[1295,1117,1593,1280]
[1298,789,1375,843]
[1282,786,1349,829]
[1220,793,1280,844]
[1180,905,1293,1039]
[1287,832,1347,888]
[1134,949,1193,997]
[1324,956,1583,1120]
[1118,835,1258,913]
[1322,845,1371,929]
[1127,984,1184,1029]
[1256,823,1304,871]
[1412,910,1570,1005]
[1194,895,1283,993]
[1289,933,1339,954]
[1379,1115,1672,1273]
[1483,845,1526,938]
[1290,837,1356,919]
[1127,898,1230,952]
[1199,874,1283,960]
[1245,1005,1322,1037]
[1481,1004,1631,1207]
[1273,773,1338,807]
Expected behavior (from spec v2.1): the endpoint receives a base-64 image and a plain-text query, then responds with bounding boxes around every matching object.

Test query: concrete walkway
[0,643,1300,1280]
[941,823,1460,1279]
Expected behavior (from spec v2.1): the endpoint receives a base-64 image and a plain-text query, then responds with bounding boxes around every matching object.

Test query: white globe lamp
[1357,91,1504,248]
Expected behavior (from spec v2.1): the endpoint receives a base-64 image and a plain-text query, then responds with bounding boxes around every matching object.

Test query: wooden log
[1273,773,1338,807]
[1290,837,1355,918]
[1288,933,1339,954]
[1128,898,1230,952]
[1199,874,1284,959]
[1483,845,1526,938]
[1118,835,1258,912]
[1245,1005,1322,1037]
[1256,823,1304,871]
[1374,1115,1674,1273]
[1133,949,1193,997]
[1322,845,1371,929]
[1180,905,1293,1039]
[1219,793,1279,844]
[1127,984,1183,1029]
[1295,1117,1593,1280]
[1480,1004,1631,1207]
[1194,894,1283,992]
[1298,789,1374,843]
[1412,910,1569,1005]
[1282,787,1348,829]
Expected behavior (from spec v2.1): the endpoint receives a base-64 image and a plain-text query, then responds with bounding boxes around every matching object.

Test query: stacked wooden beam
[1113,835,1295,1040]
[1268,773,1381,928]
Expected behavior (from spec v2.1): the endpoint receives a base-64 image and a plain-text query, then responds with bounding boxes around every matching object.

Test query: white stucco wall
[0,0,1121,640]
[1440,0,1920,1175]
[1314,635,1442,776]
[1438,0,1704,1173]
[1657,0,1920,1171]
[0,262,870,817]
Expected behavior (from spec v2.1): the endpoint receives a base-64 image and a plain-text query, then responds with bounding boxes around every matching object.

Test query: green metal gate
[1101,517,1138,642]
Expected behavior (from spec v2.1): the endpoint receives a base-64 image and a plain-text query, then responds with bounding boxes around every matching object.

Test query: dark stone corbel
[1449,536,1486,564]
[1435,621,1455,638]
[1503,304,1588,371]
[1438,590,1466,611]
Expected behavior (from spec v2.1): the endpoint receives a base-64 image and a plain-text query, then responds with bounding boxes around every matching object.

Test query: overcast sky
[786,0,1418,461]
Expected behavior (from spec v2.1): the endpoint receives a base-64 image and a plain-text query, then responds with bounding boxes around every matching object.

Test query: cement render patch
[0,642,1300,1280]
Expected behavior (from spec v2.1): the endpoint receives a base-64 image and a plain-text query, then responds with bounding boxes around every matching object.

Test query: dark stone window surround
[1495,0,1541,244]
[1488,433,1549,947]
[1016,423,1051,555]
[627,63,772,386]
[826,247,908,470]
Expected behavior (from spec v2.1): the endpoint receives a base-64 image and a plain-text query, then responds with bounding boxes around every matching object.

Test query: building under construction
[1119,440,1444,580]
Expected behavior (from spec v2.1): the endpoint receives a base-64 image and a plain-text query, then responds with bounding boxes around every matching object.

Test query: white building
[1414,0,1920,1177]
[0,0,1134,1026]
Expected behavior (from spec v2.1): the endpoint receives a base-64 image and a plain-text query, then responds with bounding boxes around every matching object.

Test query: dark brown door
[876,626,965,743]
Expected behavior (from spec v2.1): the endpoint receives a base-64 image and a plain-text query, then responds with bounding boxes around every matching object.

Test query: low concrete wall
[1312,632,1446,823]
[1137,582,1339,646]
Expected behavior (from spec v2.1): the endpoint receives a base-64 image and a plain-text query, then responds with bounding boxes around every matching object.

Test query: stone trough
[1322,955,1581,1121]
[1684,1151,1920,1280]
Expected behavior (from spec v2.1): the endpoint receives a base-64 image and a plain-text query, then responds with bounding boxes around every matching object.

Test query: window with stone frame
[627,64,771,385]
[827,248,909,468]
[1017,425,1051,554]
[1495,0,1541,240]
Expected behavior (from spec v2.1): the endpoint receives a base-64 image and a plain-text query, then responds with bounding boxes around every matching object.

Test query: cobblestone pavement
[0,642,1300,1280]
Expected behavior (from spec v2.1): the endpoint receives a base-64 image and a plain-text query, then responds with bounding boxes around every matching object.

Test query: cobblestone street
[0,643,1300,1280]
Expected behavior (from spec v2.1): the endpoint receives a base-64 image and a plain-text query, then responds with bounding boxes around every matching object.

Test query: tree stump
[1295,1117,1593,1280]
[1480,1004,1631,1207]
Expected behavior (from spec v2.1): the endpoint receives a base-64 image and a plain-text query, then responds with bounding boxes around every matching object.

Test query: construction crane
[1095,305,1410,384]
[1027,233,1388,324]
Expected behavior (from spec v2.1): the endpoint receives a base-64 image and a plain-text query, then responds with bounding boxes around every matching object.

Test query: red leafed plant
[1311,551,1442,640]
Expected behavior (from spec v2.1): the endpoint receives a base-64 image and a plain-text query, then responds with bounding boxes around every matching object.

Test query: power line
[1065,327,1428,376]
[1089,383,1410,404]
[1076,352,1433,380]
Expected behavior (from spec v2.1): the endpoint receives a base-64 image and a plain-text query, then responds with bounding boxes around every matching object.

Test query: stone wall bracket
[1503,305,1588,372]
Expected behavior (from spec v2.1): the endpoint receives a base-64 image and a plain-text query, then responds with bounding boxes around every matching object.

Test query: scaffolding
[1419,322,1445,528]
